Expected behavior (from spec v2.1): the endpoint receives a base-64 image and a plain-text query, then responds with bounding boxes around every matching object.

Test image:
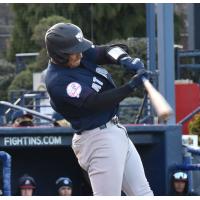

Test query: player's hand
[119,56,145,73]
[128,69,149,90]
[106,46,144,73]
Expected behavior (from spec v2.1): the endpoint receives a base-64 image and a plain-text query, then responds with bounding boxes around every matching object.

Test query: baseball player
[17,174,36,196]
[45,23,153,196]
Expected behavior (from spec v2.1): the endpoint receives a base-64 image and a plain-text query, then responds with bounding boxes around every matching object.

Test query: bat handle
[141,76,149,84]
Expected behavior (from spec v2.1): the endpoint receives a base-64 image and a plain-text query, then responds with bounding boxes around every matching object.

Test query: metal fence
[175,49,200,81]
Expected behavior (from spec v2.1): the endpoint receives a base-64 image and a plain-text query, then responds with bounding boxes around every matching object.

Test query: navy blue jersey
[45,46,118,131]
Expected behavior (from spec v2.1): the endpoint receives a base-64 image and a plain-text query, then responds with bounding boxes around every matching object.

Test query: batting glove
[106,46,144,73]
[128,69,149,90]
[120,56,145,73]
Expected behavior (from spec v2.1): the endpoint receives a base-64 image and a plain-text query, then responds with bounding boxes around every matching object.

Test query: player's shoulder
[82,45,97,61]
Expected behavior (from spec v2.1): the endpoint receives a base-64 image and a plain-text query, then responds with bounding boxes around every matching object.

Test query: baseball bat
[142,77,173,122]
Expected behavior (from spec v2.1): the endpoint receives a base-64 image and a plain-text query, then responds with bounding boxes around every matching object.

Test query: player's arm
[49,70,148,113]
[83,44,144,74]
[83,69,148,112]
[82,44,129,65]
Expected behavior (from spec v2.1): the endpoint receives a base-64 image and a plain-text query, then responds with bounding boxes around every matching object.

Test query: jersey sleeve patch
[66,82,82,98]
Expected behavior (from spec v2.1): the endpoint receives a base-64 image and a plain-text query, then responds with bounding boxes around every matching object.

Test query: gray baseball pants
[72,122,154,196]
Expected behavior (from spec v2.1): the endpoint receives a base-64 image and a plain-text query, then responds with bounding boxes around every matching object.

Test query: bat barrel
[141,77,173,122]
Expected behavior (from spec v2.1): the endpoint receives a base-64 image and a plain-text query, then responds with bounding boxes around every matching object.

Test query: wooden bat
[142,77,173,122]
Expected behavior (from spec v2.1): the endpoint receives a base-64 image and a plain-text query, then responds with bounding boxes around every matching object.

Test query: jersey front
[45,48,118,131]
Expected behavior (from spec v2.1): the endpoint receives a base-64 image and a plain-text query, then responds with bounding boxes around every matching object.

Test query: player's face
[58,186,72,196]
[67,53,82,68]
[174,181,186,193]
[20,188,33,196]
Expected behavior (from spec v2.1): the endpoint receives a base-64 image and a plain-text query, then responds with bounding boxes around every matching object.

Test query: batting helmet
[45,23,93,64]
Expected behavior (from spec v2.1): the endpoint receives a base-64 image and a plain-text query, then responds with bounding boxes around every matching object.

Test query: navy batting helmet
[45,23,93,64]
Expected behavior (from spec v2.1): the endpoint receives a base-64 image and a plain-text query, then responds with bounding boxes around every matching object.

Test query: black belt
[76,116,119,135]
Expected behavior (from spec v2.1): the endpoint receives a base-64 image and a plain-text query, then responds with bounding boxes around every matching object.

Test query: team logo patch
[66,82,82,98]
[75,31,83,42]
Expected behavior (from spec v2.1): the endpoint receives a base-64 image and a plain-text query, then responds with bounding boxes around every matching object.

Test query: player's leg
[122,138,154,196]
[72,124,128,196]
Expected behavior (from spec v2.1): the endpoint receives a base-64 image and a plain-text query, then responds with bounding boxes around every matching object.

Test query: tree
[7,4,37,61]
[8,15,70,91]
[91,4,146,43]
[189,113,200,145]
[8,69,33,91]
[7,3,184,62]
[0,59,15,100]
[7,4,146,61]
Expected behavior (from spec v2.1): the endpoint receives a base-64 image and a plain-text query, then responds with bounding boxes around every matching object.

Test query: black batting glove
[127,69,149,90]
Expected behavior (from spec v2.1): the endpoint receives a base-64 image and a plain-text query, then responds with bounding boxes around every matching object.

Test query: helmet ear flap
[49,52,69,65]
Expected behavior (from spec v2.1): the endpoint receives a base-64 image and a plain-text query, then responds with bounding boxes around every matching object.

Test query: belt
[76,116,119,135]
[99,116,119,129]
